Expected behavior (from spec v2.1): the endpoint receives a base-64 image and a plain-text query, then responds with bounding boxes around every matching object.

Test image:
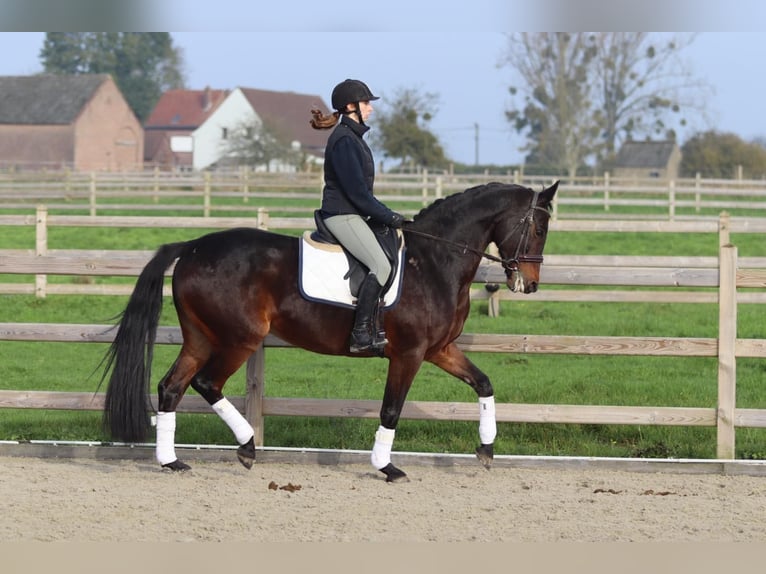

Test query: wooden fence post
[245,345,265,447]
[257,207,269,230]
[717,243,737,459]
[603,171,610,212]
[668,179,676,220]
[152,165,159,203]
[89,172,97,216]
[695,172,702,213]
[242,166,250,204]
[35,205,48,298]
[718,212,730,248]
[203,172,211,217]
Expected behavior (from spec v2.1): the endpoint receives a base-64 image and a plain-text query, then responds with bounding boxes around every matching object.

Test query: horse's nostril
[527,282,538,293]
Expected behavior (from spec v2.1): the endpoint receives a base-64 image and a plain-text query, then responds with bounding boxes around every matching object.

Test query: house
[191,86,331,171]
[613,140,682,180]
[143,86,228,170]
[0,74,143,171]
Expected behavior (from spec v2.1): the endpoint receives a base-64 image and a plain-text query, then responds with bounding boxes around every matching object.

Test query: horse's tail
[102,241,187,443]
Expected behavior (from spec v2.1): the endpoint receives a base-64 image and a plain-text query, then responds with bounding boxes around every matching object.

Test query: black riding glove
[389,212,405,229]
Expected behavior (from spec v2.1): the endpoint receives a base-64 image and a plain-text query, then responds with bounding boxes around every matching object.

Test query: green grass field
[1,193,765,459]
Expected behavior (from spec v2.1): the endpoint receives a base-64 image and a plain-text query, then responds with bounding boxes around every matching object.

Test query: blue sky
[1,9,765,166]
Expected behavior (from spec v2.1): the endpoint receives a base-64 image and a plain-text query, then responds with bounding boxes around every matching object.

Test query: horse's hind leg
[427,342,496,469]
[189,348,257,469]
[155,351,206,471]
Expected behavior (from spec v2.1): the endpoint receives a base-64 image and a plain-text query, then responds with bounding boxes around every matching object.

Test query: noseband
[403,190,549,276]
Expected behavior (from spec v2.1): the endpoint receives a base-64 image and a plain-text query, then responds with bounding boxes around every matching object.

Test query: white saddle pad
[298,231,404,309]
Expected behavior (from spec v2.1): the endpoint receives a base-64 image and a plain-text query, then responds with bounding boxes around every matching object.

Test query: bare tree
[502,33,600,177]
[502,32,711,175]
[220,120,301,172]
[592,33,710,168]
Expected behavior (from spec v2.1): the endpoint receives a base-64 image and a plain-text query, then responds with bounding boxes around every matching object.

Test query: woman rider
[310,79,405,353]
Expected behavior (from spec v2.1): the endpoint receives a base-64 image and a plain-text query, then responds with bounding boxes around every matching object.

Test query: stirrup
[350,329,388,353]
[373,330,389,348]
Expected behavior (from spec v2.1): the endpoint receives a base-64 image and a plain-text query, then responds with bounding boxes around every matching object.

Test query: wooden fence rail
[1,230,765,458]
[2,170,766,219]
[3,207,766,305]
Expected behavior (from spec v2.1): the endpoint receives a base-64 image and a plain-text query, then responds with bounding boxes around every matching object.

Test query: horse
[101,180,559,482]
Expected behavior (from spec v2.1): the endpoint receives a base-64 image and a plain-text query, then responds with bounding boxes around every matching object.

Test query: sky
[1,2,765,167]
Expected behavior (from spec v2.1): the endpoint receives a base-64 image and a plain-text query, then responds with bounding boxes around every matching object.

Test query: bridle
[402,190,549,288]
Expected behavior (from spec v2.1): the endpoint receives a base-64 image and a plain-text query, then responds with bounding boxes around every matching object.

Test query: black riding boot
[350,273,388,353]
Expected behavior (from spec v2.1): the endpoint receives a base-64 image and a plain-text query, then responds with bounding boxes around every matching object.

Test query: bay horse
[102,180,558,482]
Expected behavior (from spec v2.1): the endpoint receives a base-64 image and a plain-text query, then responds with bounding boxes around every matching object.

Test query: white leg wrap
[370,425,395,469]
[155,411,178,465]
[479,395,497,444]
[212,398,254,445]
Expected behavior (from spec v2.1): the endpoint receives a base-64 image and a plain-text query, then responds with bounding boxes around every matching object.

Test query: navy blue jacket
[319,115,400,226]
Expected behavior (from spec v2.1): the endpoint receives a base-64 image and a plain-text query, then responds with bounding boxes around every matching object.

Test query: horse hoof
[475,443,494,470]
[161,459,191,472]
[237,438,256,470]
[379,462,410,483]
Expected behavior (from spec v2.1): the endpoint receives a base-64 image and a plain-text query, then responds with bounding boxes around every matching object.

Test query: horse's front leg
[428,342,496,469]
[374,355,423,483]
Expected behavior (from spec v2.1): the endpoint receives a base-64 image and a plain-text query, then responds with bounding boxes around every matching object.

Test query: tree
[501,33,709,175]
[371,87,449,171]
[220,120,302,172]
[502,33,600,177]
[591,33,708,169]
[40,33,185,121]
[681,131,766,179]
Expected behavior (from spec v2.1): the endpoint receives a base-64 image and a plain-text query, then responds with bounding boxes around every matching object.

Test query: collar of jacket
[340,114,370,137]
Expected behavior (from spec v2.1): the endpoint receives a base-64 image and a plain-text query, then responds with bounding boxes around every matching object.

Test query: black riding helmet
[331,79,380,112]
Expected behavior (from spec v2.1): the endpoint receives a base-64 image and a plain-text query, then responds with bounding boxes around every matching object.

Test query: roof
[0,74,110,125]
[144,87,229,129]
[615,141,678,169]
[239,87,330,154]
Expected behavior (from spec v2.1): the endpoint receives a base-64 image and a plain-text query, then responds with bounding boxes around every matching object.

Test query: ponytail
[310,108,340,130]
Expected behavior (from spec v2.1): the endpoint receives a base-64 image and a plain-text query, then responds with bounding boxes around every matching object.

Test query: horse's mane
[411,181,524,223]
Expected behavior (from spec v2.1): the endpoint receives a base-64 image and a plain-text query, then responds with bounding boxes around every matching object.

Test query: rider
[310,79,405,353]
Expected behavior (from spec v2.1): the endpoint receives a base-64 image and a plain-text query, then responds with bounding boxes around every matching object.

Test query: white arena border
[2,440,766,477]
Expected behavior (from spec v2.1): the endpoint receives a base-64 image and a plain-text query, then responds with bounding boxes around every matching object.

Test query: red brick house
[0,74,143,171]
[143,87,228,170]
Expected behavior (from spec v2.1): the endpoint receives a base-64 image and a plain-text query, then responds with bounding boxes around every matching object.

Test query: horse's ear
[540,180,559,204]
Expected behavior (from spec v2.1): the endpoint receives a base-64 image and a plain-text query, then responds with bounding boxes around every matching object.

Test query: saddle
[311,210,402,298]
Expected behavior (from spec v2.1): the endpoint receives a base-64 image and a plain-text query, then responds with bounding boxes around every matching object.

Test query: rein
[403,190,548,273]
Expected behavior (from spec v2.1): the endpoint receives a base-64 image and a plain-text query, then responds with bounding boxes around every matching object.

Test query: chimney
[202,86,212,111]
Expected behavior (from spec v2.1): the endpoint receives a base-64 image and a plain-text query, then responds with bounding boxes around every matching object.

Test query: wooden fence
[2,206,766,304]
[1,169,766,219]
[1,213,765,459]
